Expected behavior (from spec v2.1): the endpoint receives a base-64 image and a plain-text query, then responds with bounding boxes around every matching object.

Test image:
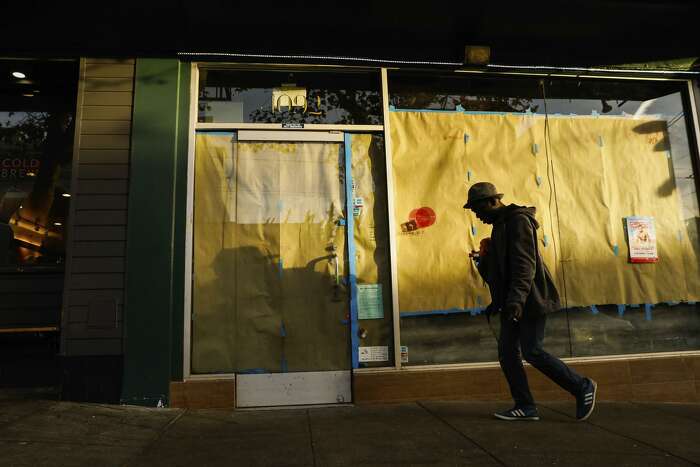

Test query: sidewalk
[1,393,699,466]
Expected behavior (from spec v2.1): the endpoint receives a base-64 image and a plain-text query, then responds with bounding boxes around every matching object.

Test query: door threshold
[236,403,355,411]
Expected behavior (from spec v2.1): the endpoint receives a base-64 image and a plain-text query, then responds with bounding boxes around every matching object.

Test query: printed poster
[626,216,658,263]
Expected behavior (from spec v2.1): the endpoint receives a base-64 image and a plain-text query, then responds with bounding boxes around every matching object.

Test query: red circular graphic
[409,207,436,228]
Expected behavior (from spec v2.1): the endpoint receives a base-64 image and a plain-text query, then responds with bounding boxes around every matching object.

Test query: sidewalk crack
[416,401,508,467]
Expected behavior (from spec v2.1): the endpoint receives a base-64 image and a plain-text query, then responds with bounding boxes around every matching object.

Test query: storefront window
[0,60,76,267]
[198,68,382,125]
[389,72,700,364]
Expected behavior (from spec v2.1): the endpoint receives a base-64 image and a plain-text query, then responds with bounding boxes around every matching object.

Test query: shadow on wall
[191,245,351,375]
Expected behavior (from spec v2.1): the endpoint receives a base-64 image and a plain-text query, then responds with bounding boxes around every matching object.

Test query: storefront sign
[1,157,40,179]
[626,216,658,263]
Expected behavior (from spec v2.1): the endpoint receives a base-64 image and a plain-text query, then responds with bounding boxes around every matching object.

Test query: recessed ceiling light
[12,71,26,79]
[22,93,34,98]
[53,222,62,226]
[61,193,71,198]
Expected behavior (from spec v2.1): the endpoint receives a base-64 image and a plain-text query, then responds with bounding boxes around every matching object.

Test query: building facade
[1,3,700,407]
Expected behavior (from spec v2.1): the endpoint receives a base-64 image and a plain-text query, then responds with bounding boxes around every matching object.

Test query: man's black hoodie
[477,204,561,318]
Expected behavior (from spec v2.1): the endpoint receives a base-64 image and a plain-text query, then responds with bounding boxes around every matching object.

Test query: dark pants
[499,312,584,409]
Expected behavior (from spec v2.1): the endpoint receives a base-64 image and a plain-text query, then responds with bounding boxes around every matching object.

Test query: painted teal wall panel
[122,59,184,406]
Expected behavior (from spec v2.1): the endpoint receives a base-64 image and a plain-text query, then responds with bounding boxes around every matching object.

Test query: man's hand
[505,302,523,322]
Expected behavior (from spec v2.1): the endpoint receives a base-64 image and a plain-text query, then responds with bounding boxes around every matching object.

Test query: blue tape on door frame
[195,131,236,136]
[617,304,626,316]
[613,244,619,256]
[645,303,653,321]
[471,225,477,236]
[590,305,599,315]
[344,133,360,369]
[400,307,484,318]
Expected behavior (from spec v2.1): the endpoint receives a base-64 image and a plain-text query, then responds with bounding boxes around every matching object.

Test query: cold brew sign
[1,157,40,179]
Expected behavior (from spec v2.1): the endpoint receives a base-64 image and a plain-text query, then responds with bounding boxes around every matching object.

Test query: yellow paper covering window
[389,111,700,314]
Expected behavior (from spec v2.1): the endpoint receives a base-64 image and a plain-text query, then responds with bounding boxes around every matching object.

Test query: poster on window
[626,216,658,263]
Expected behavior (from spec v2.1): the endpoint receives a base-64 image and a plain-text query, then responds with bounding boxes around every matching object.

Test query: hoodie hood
[498,204,539,229]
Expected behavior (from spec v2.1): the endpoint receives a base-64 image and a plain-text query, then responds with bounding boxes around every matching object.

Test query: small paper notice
[358,346,389,362]
[400,346,408,363]
[626,216,658,263]
[358,284,383,319]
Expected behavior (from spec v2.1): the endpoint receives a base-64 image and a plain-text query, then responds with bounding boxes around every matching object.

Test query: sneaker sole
[577,379,597,421]
[493,413,540,421]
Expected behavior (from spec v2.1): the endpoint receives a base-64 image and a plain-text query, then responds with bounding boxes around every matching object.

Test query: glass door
[191,130,352,406]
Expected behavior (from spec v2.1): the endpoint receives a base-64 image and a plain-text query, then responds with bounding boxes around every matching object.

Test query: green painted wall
[122,59,190,406]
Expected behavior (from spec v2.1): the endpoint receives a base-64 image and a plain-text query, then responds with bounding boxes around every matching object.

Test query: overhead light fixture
[12,71,26,79]
[53,222,62,226]
[22,93,34,98]
[61,193,71,198]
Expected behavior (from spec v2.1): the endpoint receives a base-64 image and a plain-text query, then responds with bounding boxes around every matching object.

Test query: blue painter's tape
[456,104,465,112]
[590,305,599,315]
[645,303,653,321]
[613,244,619,256]
[281,358,288,373]
[195,131,236,136]
[591,110,600,117]
[389,104,396,111]
[344,133,360,370]
[543,235,549,247]
[617,304,626,316]
[400,307,484,318]
[278,259,283,279]
[337,218,346,226]
[471,225,477,236]
[280,321,286,337]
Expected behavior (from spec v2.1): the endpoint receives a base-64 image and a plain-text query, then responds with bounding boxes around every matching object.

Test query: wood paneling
[70,273,125,290]
[73,226,126,242]
[170,380,236,409]
[79,149,129,164]
[82,106,132,121]
[84,78,134,93]
[62,57,135,357]
[80,134,131,150]
[77,180,129,195]
[353,356,700,405]
[77,164,129,180]
[71,241,126,257]
[74,210,128,226]
[75,194,128,210]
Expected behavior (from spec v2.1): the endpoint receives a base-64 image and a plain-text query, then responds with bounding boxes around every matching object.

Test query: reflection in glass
[198,68,382,125]
[391,73,700,364]
[0,61,76,267]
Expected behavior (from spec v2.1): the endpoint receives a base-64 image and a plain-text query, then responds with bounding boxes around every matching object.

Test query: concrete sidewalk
[1,394,699,466]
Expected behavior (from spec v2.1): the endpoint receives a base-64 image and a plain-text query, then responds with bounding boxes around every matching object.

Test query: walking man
[464,182,597,421]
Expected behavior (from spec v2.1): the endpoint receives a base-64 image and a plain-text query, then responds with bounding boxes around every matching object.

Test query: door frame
[182,61,387,386]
